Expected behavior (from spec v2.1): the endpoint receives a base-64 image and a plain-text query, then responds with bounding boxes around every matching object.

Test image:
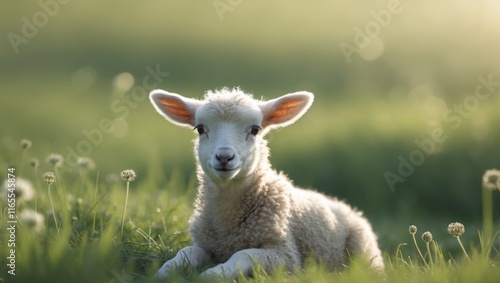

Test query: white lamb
[149,87,384,279]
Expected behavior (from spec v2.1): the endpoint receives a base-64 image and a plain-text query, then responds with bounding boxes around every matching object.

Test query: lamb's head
[149,88,313,186]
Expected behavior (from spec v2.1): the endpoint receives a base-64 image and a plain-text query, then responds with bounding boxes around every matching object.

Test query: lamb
[149,87,384,279]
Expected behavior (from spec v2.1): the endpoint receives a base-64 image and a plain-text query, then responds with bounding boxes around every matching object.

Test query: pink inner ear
[159,97,193,122]
[265,99,305,124]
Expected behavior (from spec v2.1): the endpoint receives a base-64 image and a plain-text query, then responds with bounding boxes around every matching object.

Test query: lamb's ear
[260,91,314,129]
[149,89,203,127]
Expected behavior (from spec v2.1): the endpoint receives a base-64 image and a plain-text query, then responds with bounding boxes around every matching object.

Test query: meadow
[0,145,499,282]
[2,0,500,282]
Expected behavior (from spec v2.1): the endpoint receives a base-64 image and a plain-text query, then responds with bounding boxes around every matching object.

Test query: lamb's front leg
[200,248,296,279]
[155,246,210,279]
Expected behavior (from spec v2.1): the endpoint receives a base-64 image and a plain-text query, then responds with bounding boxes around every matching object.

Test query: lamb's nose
[216,153,235,166]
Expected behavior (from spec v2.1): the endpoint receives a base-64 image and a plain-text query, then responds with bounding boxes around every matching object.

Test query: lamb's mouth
[214,166,240,172]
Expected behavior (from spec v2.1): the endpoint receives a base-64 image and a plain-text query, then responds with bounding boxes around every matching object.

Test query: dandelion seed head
[120,169,136,182]
[44,172,56,185]
[422,231,433,243]
[77,156,96,170]
[448,222,465,237]
[409,225,417,235]
[46,153,64,168]
[19,209,45,232]
[482,169,500,191]
[30,158,39,168]
[20,139,32,150]
[2,178,35,202]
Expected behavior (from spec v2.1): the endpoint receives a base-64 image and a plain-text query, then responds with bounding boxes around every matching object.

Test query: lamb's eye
[250,126,261,136]
[193,125,205,135]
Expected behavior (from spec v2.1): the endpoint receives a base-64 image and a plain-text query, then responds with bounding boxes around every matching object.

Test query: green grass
[1,78,499,282]
[1,145,499,283]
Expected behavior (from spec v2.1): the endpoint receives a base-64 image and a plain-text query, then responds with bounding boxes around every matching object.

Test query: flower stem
[120,181,130,241]
[92,171,99,239]
[482,188,493,239]
[412,233,429,268]
[48,185,60,234]
[18,151,26,178]
[32,167,42,213]
[456,236,470,261]
[425,241,434,266]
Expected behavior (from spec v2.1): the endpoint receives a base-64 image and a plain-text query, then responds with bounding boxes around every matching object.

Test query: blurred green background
[1,0,500,227]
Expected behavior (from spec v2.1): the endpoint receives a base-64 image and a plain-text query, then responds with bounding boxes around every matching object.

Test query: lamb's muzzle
[149,87,384,280]
[214,148,235,169]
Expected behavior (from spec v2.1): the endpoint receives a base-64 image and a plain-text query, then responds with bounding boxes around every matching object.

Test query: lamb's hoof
[199,265,231,280]
[154,262,177,280]
[154,271,167,280]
